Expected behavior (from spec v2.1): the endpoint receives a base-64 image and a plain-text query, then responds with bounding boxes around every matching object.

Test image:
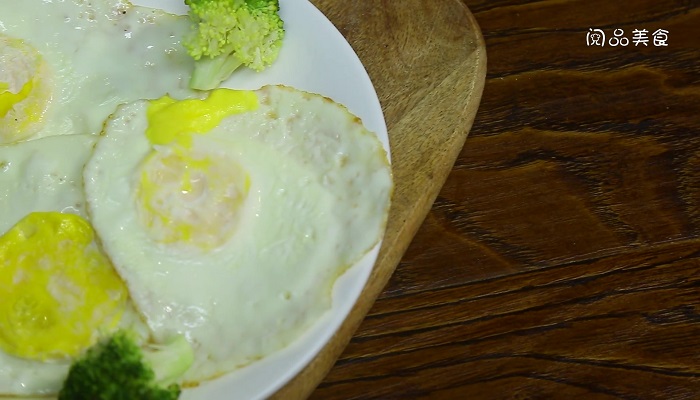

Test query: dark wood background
[311,1,700,398]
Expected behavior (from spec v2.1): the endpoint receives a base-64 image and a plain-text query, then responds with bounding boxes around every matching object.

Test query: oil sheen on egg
[0,135,149,396]
[84,85,393,384]
[0,0,194,144]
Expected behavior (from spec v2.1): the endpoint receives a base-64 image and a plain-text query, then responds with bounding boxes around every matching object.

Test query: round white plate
[132,1,389,399]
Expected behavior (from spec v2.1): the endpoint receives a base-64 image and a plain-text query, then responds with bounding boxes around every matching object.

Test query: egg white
[0,134,96,234]
[0,134,152,396]
[84,85,393,384]
[0,0,194,144]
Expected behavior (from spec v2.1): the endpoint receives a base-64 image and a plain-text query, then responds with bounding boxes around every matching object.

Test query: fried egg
[0,212,148,396]
[0,35,52,142]
[84,85,393,383]
[0,0,194,144]
[0,135,149,396]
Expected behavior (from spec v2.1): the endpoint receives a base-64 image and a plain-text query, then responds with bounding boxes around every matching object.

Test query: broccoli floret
[183,0,285,90]
[58,331,194,400]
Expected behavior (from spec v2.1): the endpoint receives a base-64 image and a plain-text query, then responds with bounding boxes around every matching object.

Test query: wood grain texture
[309,0,700,399]
[272,0,486,398]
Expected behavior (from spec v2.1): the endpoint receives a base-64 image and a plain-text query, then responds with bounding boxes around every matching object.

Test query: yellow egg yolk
[0,34,51,144]
[146,89,258,148]
[137,150,250,250]
[136,89,258,250]
[0,79,34,116]
[0,212,128,361]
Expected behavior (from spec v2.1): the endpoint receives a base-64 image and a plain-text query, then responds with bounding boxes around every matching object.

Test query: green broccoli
[57,330,194,400]
[183,0,285,90]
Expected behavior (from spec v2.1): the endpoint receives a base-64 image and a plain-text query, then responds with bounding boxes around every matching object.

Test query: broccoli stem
[189,53,244,90]
[144,335,195,386]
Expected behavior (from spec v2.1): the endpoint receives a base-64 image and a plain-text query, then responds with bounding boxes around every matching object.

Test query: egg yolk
[135,89,258,250]
[145,89,259,148]
[0,212,128,361]
[137,149,250,250]
[0,34,51,144]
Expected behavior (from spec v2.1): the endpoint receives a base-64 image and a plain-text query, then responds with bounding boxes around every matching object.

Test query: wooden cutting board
[272,0,487,398]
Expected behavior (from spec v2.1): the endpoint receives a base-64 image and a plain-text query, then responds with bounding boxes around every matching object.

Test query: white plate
[132,1,389,399]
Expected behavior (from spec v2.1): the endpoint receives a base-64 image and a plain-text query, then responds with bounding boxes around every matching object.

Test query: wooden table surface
[304,0,700,399]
